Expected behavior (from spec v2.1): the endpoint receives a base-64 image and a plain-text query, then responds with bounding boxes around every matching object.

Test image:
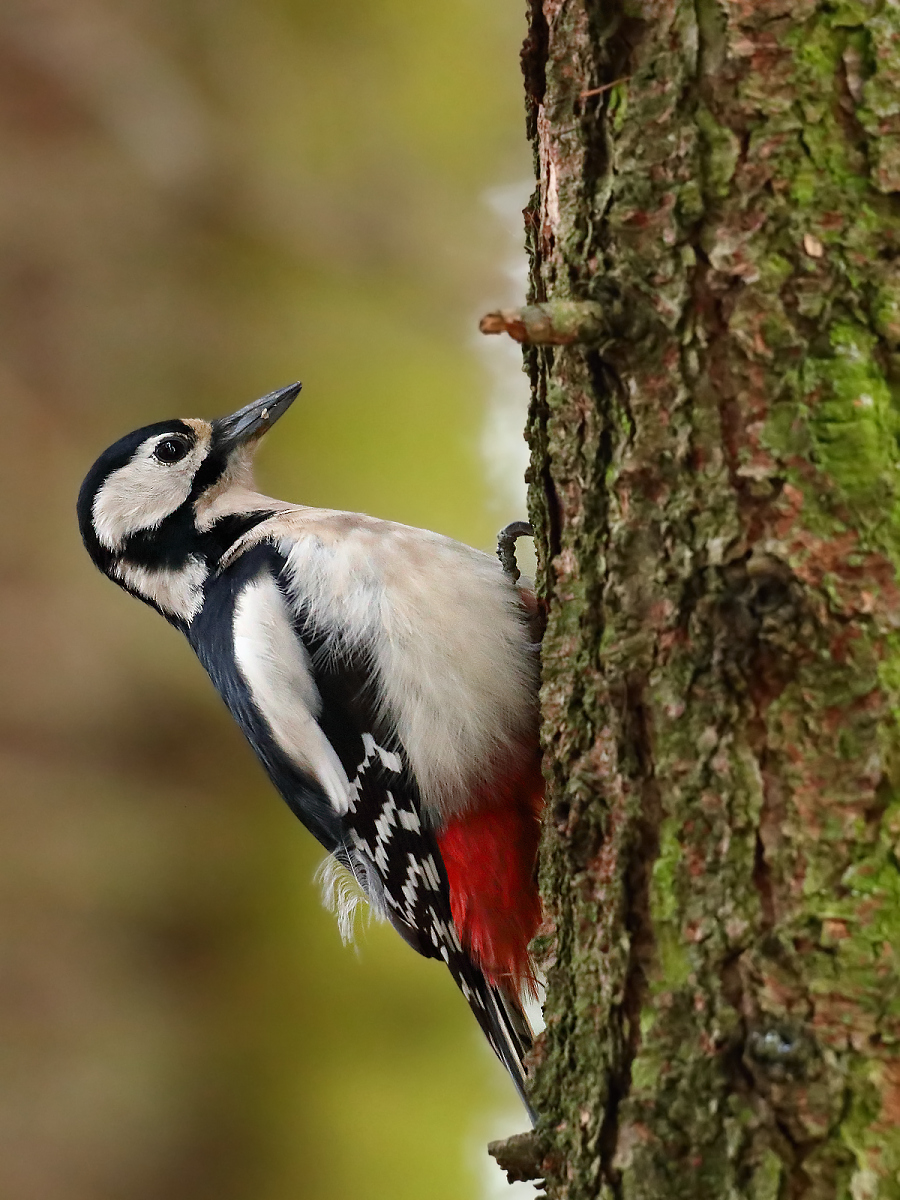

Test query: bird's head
[77,381,301,623]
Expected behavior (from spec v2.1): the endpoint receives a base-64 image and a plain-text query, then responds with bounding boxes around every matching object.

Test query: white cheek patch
[92,432,208,551]
[233,573,352,813]
[114,557,208,623]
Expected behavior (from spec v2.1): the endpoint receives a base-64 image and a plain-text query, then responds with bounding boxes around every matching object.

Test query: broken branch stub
[479,301,606,345]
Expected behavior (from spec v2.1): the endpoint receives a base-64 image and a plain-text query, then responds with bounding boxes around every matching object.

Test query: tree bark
[502,1,900,1196]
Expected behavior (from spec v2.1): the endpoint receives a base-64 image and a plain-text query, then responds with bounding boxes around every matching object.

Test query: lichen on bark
[518,2,900,1197]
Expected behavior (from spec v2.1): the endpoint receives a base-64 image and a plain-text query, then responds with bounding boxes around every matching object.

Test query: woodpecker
[77,383,544,1115]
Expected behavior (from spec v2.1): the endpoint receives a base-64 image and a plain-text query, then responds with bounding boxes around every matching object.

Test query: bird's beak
[212,381,302,452]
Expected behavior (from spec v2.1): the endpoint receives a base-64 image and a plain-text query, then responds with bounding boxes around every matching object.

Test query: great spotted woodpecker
[77,383,544,1115]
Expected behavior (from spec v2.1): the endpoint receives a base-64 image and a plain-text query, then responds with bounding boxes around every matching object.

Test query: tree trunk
[498,1,900,1196]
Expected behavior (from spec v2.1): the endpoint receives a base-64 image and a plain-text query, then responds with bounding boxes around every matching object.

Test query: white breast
[271,510,538,819]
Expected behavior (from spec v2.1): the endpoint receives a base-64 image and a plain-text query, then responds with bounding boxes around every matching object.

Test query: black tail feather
[455,959,537,1124]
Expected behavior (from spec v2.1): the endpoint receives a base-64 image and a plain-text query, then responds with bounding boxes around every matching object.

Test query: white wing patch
[232,573,352,813]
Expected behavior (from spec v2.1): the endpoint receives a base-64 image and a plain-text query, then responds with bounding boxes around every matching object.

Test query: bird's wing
[196,535,535,1111]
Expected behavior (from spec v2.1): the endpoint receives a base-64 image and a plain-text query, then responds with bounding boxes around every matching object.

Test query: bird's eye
[154,437,191,464]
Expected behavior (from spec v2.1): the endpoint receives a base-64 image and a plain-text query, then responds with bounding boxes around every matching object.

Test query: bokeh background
[0,2,536,1198]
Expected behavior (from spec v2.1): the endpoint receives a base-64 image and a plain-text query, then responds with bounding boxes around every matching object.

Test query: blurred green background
[0,2,536,1198]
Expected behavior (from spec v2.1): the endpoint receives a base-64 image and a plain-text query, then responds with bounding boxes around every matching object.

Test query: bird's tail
[455,957,537,1124]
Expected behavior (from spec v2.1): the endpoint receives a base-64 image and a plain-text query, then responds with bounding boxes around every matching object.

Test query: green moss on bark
[522,1,900,1197]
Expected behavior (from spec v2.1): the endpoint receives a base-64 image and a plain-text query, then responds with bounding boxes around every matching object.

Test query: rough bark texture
[519,2,900,1198]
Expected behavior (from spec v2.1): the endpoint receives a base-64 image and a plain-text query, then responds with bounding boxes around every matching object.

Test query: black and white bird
[77,383,544,1114]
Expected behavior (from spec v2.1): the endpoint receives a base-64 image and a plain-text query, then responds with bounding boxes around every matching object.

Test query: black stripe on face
[109,439,234,573]
[78,418,274,582]
[187,444,229,501]
[107,510,278,616]
[120,506,206,571]
[77,420,199,573]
